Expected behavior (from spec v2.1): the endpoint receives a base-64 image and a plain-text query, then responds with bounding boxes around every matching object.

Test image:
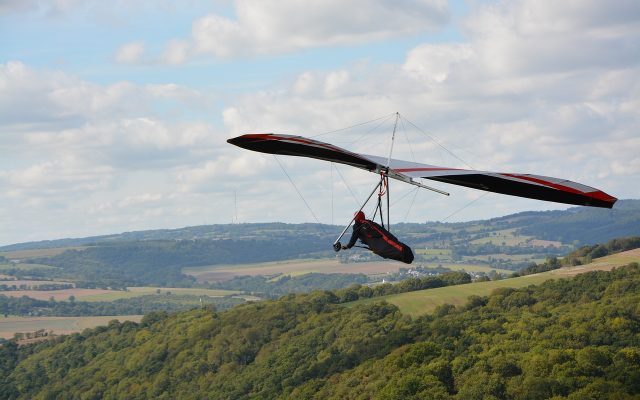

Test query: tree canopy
[1,262,639,399]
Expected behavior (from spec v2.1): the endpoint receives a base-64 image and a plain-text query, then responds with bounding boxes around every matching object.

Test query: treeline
[515,236,640,277]
[0,294,244,317]
[211,273,370,297]
[1,263,638,399]
[0,282,73,291]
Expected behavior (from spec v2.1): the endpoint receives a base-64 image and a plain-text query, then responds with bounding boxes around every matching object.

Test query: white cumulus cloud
[115,41,146,64]
[167,0,449,61]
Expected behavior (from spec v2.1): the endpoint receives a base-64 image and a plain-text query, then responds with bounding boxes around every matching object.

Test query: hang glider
[227,133,617,209]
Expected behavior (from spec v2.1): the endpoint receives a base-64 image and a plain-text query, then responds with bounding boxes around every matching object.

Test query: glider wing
[227,133,617,209]
[364,155,617,209]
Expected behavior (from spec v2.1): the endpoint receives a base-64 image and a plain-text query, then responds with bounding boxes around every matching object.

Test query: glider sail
[227,133,617,209]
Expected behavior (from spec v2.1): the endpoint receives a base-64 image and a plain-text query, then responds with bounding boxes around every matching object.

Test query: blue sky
[1,0,639,245]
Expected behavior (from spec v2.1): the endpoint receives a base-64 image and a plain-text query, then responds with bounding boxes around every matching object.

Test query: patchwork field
[184,259,410,283]
[79,287,240,301]
[184,259,513,283]
[0,315,143,339]
[0,288,116,301]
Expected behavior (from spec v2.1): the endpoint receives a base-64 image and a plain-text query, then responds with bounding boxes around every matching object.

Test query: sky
[1,0,639,246]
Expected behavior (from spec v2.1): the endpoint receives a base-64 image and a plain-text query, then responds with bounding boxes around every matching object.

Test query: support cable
[273,155,322,224]
[330,162,334,225]
[401,115,475,170]
[332,164,361,206]
[404,188,420,221]
[342,114,396,147]
[310,113,396,138]
[441,192,491,222]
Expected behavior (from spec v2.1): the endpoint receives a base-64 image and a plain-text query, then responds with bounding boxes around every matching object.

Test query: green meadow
[352,272,555,317]
[78,287,239,302]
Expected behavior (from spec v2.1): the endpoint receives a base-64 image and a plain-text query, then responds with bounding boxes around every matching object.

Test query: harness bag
[360,221,414,264]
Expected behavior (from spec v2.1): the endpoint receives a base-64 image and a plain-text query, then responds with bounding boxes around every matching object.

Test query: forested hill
[2,263,639,399]
[2,199,639,251]
[514,199,640,244]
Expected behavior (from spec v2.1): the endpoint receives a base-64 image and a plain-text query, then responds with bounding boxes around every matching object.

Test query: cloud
[0,61,225,243]
[161,0,449,62]
[115,41,145,64]
[162,39,192,65]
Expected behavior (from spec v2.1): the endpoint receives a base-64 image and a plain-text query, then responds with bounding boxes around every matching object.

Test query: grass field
[0,315,143,339]
[0,247,86,260]
[352,248,640,317]
[351,273,555,317]
[421,263,513,275]
[468,229,562,248]
[463,254,545,263]
[78,287,240,301]
[469,229,528,246]
[415,249,452,256]
[0,288,117,301]
[184,258,514,283]
[184,259,410,283]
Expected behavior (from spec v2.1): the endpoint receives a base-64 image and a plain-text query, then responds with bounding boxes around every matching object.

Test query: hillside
[1,263,639,399]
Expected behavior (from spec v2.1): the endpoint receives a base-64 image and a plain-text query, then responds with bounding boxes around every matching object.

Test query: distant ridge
[2,199,638,251]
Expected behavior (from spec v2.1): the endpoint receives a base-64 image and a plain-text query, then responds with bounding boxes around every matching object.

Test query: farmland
[184,259,408,283]
[184,258,513,283]
[79,286,241,301]
[0,288,117,301]
[0,247,87,260]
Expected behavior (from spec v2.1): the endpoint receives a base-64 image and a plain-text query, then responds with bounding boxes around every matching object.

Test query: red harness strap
[364,221,403,252]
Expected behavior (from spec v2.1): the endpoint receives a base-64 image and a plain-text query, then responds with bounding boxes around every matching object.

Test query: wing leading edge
[227,133,617,209]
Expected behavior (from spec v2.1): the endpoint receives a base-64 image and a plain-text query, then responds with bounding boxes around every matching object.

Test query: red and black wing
[227,133,617,209]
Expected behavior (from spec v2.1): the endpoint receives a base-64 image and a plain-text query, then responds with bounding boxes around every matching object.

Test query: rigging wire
[332,164,361,206]
[398,117,420,221]
[343,114,396,147]
[441,192,491,222]
[330,162,334,225]
[273,155,322,224]
[404,187,420,221]
[390,186,419,207]
[400,117,417,162]
[401,115,475,170]
[310,113,396,138]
